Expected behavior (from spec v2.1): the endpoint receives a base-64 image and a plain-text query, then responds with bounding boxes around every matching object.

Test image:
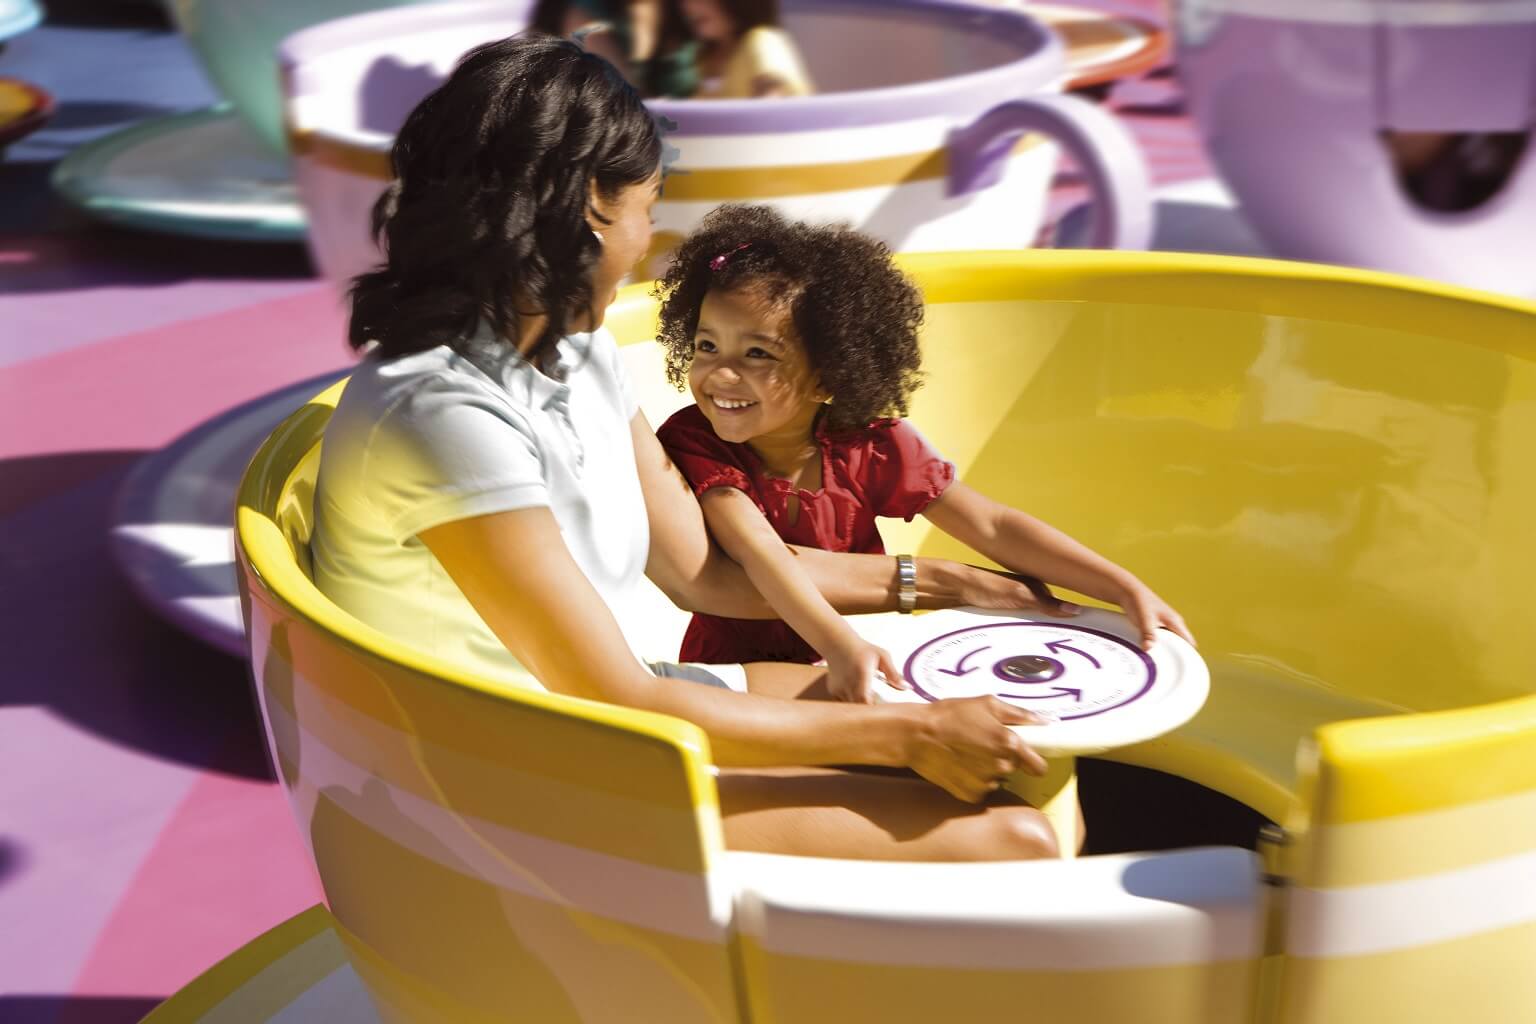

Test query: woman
[312,34,1073,861]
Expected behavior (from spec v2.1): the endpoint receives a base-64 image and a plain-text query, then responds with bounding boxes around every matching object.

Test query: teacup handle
[947,94,1153,250]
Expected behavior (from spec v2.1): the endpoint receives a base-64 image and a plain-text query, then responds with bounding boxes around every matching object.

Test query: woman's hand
[904,697,1049,803]
[823,637,904,705]
[1115,582,1196,650]
[938,562,1083,618]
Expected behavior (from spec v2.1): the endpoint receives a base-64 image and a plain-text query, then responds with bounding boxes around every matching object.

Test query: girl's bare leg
[721,662,1065,861]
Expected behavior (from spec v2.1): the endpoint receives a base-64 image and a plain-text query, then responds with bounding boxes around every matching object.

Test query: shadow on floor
[0,451,274,781]
[0,995,165,1024]
[0,220,314,290]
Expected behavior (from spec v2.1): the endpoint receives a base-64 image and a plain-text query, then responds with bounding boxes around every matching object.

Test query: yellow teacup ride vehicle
[156,251,1536,1024]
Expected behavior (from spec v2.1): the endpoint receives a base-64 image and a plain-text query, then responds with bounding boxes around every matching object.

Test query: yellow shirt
[697,26,814,99]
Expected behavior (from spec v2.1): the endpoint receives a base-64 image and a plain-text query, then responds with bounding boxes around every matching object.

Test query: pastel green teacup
[169,0,453,153]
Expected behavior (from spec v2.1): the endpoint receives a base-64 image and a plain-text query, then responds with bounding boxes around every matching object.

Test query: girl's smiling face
[688,286,826,446]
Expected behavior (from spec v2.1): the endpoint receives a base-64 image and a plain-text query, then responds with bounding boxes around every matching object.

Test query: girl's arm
[419,506,1041,800]
[631,412,1065,620]
[698,488,903,702]
[923,481,1194,648]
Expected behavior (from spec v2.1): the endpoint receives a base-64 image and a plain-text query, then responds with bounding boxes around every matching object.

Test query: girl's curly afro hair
[652,205,926,432]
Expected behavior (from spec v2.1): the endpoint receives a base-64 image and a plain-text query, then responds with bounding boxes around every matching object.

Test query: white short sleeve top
[310,323,655,686]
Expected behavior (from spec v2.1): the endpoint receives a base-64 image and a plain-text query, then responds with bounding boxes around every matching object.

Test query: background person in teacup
[680,0,813,99]
[654,205,1195,703]
[531,0,700,96]
[314,34,1085,862]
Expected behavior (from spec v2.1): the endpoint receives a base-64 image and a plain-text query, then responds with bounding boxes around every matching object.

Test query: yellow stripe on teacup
[288,128,1044,199]
[1307,697,1536,825]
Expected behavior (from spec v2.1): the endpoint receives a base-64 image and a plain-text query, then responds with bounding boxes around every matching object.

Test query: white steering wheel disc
[860,607,1208,755]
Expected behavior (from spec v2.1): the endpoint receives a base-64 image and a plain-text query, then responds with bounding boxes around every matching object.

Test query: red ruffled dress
[656,404,956,664]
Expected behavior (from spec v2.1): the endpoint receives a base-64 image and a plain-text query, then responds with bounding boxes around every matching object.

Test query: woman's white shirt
[310,325,655,687]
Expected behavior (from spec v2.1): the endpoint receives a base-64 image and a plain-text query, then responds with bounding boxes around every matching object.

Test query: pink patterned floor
[0,2,1202,1019]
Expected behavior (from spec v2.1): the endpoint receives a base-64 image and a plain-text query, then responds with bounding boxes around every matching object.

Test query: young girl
[655,205,1195,703]
[679,0,813,99]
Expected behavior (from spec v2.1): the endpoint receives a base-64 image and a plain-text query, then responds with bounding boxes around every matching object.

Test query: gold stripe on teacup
[288,128,1045,199]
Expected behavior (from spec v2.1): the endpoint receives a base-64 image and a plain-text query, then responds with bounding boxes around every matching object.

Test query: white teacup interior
[291,2,1042,142]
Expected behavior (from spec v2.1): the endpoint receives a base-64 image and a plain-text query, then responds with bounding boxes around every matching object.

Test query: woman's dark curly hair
[348,34,661,363]
[653,205,925,432]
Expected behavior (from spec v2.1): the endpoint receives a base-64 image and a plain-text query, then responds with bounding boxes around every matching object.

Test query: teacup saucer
[0,0,41,41]
[51,104,307,242]
[111,371,349,656]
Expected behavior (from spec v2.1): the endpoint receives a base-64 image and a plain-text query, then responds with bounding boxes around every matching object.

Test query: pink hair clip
[709,242,753,271]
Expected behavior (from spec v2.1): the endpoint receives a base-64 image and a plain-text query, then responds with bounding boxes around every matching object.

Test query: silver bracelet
[896,554,917,614]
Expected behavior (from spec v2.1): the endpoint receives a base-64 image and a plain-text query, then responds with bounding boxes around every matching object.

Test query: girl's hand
[824,637,904,705]
[948,563,1083,618]
[905,697,1049,803]
[1116,583,1196,650]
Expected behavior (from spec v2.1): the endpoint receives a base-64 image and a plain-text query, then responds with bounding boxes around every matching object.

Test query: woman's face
[680,0,734,43]
[585,167,662,329]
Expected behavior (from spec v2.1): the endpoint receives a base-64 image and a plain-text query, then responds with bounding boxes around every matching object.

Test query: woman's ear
[586,180,611,237]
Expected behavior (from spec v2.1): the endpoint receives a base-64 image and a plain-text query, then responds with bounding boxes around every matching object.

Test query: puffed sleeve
[364,378,548,543]
[656,406,763,510]
[865,419,956,521]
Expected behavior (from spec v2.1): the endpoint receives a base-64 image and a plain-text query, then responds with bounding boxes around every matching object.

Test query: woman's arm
[418,506,1040,799]
[698,488,903,700]
[923,482,1194,647]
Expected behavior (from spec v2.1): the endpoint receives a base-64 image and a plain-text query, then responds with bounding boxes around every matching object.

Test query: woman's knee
[969,804,1060,861]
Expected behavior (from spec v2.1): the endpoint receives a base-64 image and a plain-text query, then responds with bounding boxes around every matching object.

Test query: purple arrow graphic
[1045,639,1100,670]
[938,646,990,677]
[1001,686,1083,702]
